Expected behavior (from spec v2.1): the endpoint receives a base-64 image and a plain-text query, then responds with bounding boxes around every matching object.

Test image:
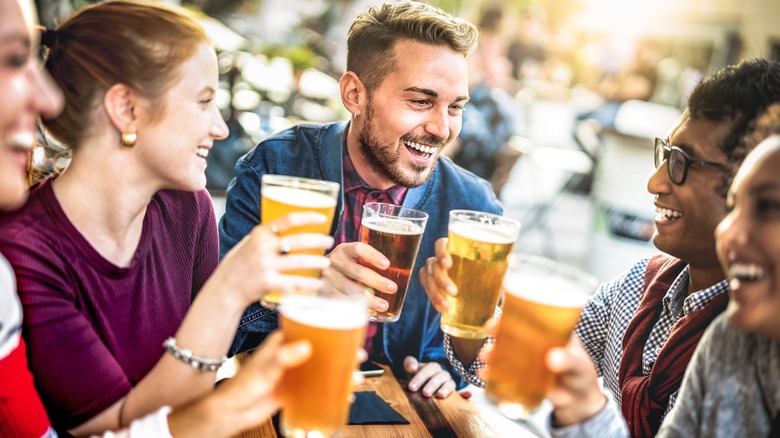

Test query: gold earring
[121,132,137,147]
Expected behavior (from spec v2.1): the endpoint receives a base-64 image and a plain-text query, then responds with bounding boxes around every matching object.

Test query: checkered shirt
[336,150,406,358]
[443,306,502,387]
[445,257,729,419]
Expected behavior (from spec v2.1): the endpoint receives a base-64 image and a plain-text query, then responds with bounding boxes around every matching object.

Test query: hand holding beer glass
[484,255,596,419]
[359,203,428,322]
[260,174,339,308]
[440,210,520,339]
[279,288,368,437]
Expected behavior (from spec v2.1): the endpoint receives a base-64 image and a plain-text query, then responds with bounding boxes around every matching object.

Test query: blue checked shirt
[445,258,729,419]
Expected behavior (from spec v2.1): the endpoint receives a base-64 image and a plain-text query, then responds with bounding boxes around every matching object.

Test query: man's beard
[356,103,444,188]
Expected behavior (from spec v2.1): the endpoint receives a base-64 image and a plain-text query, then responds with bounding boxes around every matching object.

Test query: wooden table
[236,364,541,438]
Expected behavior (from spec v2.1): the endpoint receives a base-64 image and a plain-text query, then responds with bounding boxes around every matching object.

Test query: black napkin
[348,391,410,425]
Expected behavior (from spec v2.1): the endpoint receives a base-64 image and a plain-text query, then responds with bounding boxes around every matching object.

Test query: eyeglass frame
[653,137,731,185]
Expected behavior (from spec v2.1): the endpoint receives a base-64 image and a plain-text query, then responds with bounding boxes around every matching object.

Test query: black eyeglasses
[653,138,731,185]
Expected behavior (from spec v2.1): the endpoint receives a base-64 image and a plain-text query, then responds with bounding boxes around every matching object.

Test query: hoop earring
[121,132,137,147]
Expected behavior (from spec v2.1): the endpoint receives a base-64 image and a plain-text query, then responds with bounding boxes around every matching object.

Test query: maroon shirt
[0,177,218,430]
[336,152,406,358]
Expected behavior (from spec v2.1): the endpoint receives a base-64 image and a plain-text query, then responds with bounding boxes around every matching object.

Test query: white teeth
[404,140,435,155]
[10,133,35,150]
[729,263,765,281]
[196,148,209,159]
[655,207,682,220]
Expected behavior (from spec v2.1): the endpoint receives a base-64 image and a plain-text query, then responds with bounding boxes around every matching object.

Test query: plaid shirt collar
[661,266,728,317]
[337,147,407,245]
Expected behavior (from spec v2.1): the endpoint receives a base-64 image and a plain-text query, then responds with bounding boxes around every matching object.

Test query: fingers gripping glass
[654,138,731,185]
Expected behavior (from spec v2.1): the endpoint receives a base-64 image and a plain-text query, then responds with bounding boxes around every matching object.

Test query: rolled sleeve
[549,395,629,438]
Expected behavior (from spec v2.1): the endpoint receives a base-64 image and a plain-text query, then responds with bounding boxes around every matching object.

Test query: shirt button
[655,348,662,355]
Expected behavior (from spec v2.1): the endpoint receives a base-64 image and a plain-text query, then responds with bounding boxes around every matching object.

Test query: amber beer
[485,255,595,419]
[279,293,368,437]
[359,203,428,323]
[260,175,339,308]
[440,211,519,339]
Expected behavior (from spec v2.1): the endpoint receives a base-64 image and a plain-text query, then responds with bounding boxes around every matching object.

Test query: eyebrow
[672,140,715,160]
[197,85,216,97]
[0,34,31,46]
[404,87,469,103]
[750,181,780,195]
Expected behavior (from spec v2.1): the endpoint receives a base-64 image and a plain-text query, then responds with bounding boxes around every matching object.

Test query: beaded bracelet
[163,337,227,372]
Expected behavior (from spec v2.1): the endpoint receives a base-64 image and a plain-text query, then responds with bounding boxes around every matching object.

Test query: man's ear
[340,71,366,118]
[103,83,139,136]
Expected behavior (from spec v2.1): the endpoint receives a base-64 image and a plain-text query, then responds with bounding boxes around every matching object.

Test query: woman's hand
[167,332,312,437]
[212,212,334,305]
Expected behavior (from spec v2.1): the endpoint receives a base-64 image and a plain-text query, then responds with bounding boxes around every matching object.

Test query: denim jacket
[218,121,502,387]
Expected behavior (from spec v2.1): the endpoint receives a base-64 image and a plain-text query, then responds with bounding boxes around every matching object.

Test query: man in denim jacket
[218,1,501,398]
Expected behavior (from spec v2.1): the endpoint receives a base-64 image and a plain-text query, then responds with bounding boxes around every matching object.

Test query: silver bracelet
[163,337,227,372]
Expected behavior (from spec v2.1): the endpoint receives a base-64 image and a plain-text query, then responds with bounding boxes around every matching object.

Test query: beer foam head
[363,217,424,235]
[262,185,337,209]
[280,294,368,330]
[504,271,592,308]
[449,221,515,244]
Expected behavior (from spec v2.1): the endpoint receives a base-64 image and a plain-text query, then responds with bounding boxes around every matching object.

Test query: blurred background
[36,0,780,283]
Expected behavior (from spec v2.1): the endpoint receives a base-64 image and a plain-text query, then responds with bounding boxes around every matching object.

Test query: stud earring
[121,132,137,147]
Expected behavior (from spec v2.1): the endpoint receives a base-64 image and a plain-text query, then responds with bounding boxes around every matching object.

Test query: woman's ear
[340,71,366,119]
[103,83,139,137]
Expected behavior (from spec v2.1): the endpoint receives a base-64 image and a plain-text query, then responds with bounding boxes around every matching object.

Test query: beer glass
[440,210,520,339]
[279,289,368,437]
[359,203,428,322]
[485,255,597,419]
[260,174,339,308]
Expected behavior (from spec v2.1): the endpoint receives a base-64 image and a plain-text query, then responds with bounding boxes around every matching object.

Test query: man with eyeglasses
[421,58,780,436]
[543,58,780,436]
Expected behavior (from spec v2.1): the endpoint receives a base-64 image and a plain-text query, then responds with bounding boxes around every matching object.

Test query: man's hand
[545,338,607,427]
[403,356,456,399]
[419,237,457,313]
[322,241,397,312]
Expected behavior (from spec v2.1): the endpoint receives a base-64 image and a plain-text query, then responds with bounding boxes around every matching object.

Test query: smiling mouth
[10,133,35,151]
[728,263,766,290]
[196,147,210,159]
[655,207,682,222]
[404,140,436,160]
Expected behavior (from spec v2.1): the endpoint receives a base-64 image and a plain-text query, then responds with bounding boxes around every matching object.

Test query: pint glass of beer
[485,255,596,419]
[260,174,339,308]
[359,203,428,322]
[440,210,520,339]
[279,289,368,437]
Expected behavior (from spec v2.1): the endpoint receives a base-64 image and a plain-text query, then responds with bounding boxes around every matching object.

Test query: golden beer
[360,216,424,322]
[260,175,339,308]
[279,294,367,437]
[485,256,595,419]
[440,211,519,339]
